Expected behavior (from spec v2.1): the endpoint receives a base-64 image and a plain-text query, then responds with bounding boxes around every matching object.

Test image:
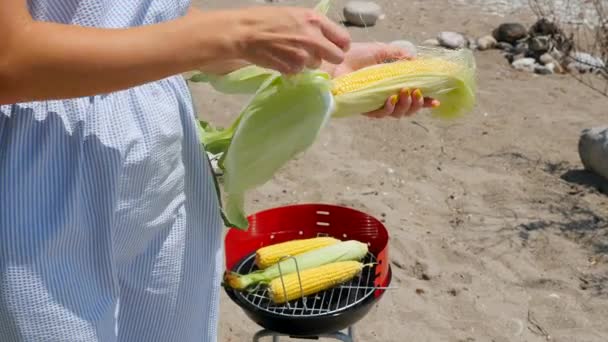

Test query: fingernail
[431,100,441,108]
[390,95,399,106]
[403,89,411,97]
[413,89,423,100]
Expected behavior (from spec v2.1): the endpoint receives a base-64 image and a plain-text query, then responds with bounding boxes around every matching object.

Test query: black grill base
[224,264,392,337]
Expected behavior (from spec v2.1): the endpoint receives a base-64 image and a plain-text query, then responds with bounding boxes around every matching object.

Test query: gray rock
[389,40,417,57]
[569,52,605,73]
[528,36,550,54]
[493,23,527,44]
[539,53,556,65]
[496,42,514,51]
[512,42,529,55]
[422,38,440,46]
[534,63,554,75]
[529,18,560,37]
[437,31,467,49]
[579,126,608,181]
[550,48,564,62]
[511,58,536,72]
[477,35,497,50]
[343,1,383,27]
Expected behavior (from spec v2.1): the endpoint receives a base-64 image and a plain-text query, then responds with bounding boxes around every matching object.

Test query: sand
[188,0,608,341]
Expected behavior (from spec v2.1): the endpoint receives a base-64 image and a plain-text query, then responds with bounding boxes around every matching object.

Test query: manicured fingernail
[403,89,411,97]
[390,95,399,106]
[413,89,423,100]
[431,99,441,108]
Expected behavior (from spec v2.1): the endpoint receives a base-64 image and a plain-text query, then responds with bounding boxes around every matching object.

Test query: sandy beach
[188,0,608,341]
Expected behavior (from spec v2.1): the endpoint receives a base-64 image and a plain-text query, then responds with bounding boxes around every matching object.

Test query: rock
[422,38,440,46]
[534,63,554,75]
[579,126,608,181]
[493,23,528,44]
[512,42,529,55]
[512,53,526,62]
[549,48,564,62]
[496,42,514,51]
[528,36,551,55]
[539,53,556,65]
[529,18,560,37]
[511,58,536,72]
[389,40,417,57]
[437,31,467,49]
[343,1,383,27]
[467,37,477,50]
[569,52,605,73]
[477,35,497,50]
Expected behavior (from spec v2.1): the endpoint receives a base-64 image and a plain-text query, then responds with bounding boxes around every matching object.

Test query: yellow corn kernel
[269,261,364,304]
[331,58,462,96]
[254,237,340,269]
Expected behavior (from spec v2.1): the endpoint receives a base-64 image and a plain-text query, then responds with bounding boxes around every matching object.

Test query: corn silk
[189,0,477,229]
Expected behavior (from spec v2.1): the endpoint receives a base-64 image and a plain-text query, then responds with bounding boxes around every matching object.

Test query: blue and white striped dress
[0,1,224,341]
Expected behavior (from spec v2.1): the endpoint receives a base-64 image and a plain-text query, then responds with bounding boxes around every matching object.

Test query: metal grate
[233,252,378,318]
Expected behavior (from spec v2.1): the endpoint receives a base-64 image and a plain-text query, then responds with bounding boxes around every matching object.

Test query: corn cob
[224,240,368,290]
[269,261,365,304]
[331,57,464,96]
[255,237,340,269]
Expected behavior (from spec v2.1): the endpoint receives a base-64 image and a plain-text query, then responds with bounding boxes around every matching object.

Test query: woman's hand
[229,6,351,74]
[321,42,440,119]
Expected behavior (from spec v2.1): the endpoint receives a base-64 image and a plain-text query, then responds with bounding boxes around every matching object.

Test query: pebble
[437,31,467,49]
[528,36,551,54]
[511,58,536,72]
[534,63,554,75]
[539,53,556,65]
[422,38,440,46]
[496,42,514,50]
[492,23,527,44]
[343,1,383,27]
[578,126,608,181]
[389,40,417,57]
[476,35,497,50]
[569,52,605,73]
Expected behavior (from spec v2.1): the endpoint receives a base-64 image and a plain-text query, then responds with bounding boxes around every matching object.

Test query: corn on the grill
[269,261,365,304]
[224,240,368,290]
[255,237,340,269]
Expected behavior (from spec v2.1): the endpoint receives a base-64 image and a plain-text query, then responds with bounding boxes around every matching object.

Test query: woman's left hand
[321,42,440,119]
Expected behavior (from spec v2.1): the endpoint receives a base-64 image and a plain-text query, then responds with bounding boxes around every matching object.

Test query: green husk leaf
[190,65,278,94]
[221,70,334,229]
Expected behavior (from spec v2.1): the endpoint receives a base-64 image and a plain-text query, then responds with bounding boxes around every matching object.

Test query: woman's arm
[0,0,350,105]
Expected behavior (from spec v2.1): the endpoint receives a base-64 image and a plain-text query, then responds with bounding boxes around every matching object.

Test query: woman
[0,1,436,341]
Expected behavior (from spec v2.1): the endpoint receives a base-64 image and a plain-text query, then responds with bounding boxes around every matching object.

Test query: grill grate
[233,252,378,318]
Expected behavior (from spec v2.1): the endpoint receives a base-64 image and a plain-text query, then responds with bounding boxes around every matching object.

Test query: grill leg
[252,329,279,342]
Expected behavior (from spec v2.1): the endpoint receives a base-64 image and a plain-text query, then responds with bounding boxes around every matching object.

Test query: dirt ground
[188,0,608,341]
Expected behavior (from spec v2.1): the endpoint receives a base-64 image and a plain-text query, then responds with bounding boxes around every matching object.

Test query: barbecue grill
[223,204,392,341]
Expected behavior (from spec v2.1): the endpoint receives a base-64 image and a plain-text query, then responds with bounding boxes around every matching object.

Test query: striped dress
[0,1,224,341]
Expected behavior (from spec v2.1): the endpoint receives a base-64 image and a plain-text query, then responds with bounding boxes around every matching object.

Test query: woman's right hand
[228,6,351,74]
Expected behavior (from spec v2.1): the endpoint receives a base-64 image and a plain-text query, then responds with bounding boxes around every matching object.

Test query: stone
[512,42,529,55]
[437,31,467,49]
[496,42,514,50]
[528,36,551,55]
[343,1,383,27]
[422,38,440,46]
[493,23,528,44]
[550,48,564,62]
[579,126,608,181]
[539,53,556,65]
[511,58,536,72]
[477,35,497,50]
[389,40,417,57]
[529,18,560,37]
[534,63,554,75]
[569,52,605,73]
